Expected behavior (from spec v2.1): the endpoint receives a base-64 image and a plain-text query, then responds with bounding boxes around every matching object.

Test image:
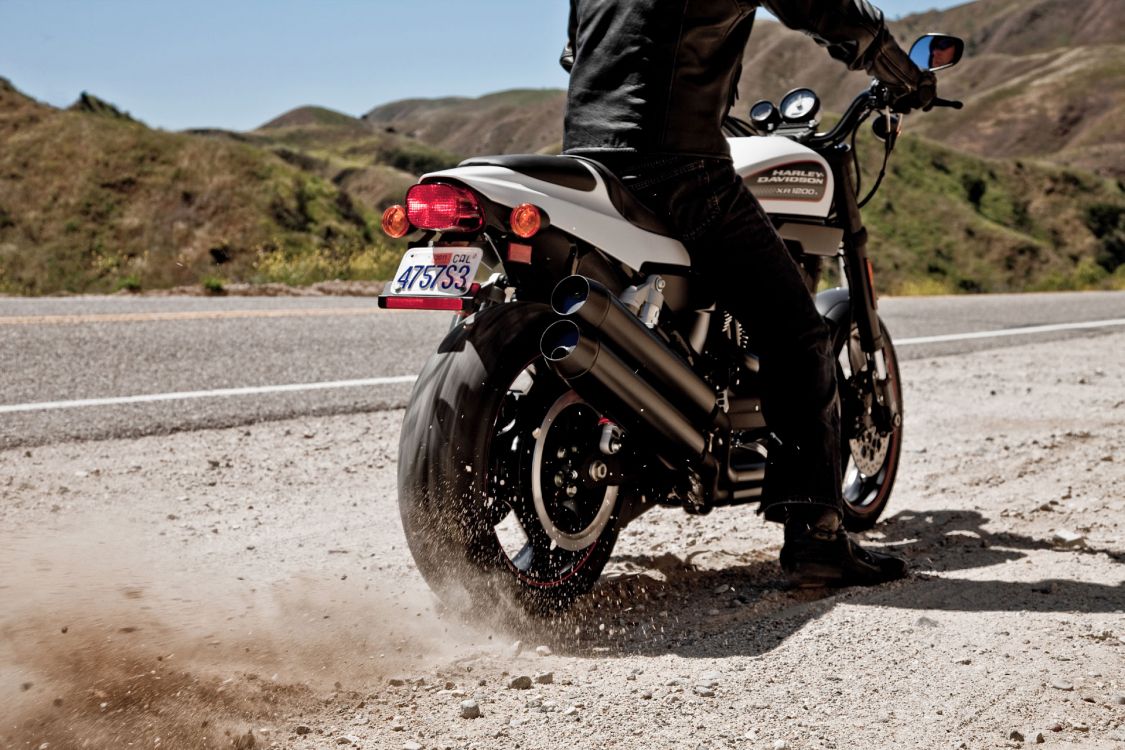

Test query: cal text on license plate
[390,247,483,297]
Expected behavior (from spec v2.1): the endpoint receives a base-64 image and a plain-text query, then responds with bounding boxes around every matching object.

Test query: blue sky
[1,0,967,131]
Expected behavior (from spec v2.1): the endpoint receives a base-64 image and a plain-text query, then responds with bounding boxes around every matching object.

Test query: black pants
[596,153,843,521]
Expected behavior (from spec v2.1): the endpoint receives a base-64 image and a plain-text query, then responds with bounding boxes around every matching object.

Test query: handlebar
[803,86,962,150]
[931,97,964,110]
[804,89,877,149]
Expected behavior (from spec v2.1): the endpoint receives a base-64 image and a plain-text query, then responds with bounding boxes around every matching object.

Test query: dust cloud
[0,514,496,749]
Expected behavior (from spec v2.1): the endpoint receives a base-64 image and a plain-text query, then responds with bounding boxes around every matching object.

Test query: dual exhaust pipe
[540,276,728,477]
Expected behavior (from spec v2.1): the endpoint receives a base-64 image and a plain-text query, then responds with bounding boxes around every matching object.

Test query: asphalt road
[1,290,1122,448]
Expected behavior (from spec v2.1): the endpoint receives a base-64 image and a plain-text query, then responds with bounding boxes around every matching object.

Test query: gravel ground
[2,332,1123,750]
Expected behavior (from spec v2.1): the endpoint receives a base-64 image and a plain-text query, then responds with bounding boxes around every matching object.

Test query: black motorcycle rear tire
[397,302,622,616]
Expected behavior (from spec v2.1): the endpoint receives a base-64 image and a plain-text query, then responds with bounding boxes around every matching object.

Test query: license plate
[389,247,483,296]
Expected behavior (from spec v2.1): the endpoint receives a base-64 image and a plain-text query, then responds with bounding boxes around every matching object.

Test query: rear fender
[421,164,692,269]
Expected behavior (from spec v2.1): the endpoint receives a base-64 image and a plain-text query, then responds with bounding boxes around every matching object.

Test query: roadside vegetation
[855,131,1125,294]
[1,15,1123,298]
[0,80,402,295]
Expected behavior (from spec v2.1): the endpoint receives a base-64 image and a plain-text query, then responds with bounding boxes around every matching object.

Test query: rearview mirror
[909,34,965,72]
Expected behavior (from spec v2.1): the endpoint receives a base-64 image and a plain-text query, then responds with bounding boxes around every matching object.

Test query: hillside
[249,91,1125,294]
[248,105,459,211]
[285,94,1125,294]
[348,0,1125,294]
[0,80,400,295]
[741,0,1125,178]
[850,133,1125,294]
[358,0,1125,179]
[3,0,1123,296]
[362,89,566,157]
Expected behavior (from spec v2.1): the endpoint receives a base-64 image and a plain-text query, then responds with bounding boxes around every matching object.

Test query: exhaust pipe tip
[541,319,602,379]
[540,319,582,363]
[551,275,594,317]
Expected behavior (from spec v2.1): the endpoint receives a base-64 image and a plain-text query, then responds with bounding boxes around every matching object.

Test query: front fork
[827,147,901,434]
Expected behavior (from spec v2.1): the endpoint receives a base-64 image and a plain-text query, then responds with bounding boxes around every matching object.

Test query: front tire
[836,317,904,531]
[397,303,623,615]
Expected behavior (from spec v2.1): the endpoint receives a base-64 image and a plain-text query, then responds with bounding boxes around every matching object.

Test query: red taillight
[406,183,484,233]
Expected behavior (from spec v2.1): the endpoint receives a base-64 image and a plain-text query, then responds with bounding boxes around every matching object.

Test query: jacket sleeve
[759,0,924,94]
[560,0,577,73]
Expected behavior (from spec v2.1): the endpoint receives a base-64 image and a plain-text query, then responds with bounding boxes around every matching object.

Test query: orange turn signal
[382,205,411,239]
[510,203,543,239]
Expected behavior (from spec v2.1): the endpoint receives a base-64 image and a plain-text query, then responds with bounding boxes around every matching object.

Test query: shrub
[115,275,142,293]
[201,276,226,295]
[1085,203,1125,272]
[377,142,460,175]
[962,174,987,209]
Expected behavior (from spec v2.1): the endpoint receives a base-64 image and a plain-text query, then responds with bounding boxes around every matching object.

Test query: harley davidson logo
[747,161,828,202]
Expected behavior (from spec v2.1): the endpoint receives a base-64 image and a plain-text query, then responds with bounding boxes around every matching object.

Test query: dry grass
[0,79,397,294]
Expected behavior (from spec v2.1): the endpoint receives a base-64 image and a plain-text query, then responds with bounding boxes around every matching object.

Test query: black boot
[780,509,907,587]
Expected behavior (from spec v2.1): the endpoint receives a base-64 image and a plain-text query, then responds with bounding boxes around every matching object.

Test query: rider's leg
[599,155,840,515]
[596,154,906,586]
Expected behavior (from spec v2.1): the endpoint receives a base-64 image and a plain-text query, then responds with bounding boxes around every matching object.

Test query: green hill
[362,88,566,157]
[741,0,1125,179]
[854,133,1125,294]
[248,105,459,209]
[0,80,401,294]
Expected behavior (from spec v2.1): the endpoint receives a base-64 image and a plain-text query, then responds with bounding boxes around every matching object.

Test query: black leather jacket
[562,0,928,157]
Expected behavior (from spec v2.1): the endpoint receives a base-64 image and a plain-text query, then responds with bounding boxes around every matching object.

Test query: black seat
[459,155,597,192]
[575,157,676,238]
[459,154,675,238]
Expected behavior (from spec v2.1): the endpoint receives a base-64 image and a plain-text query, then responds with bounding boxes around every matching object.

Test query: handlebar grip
[932,97,964,110]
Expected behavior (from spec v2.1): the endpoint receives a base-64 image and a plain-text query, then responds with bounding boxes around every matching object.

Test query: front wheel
[836,317,903,531]
[397,303,624,615]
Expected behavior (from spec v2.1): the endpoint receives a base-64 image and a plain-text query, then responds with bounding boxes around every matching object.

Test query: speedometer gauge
[779,88,821,122]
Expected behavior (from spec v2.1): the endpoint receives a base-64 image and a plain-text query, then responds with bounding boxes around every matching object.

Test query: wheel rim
[487,363,617,587]
[531,392,619,552]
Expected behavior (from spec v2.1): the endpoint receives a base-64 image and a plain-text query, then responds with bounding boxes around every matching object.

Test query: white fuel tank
[729,137,834,219]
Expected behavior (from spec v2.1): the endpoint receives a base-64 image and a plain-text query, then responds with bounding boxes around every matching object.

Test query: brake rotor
[848,386,890,476]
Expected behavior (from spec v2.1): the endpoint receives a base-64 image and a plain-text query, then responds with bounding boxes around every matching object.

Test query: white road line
[2,318,1122,415]
[895,317,1125,346]
[0,307,383,326]
[0,377,418,415]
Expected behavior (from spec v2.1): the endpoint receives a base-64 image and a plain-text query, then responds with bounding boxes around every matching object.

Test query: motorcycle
[377,34,965,613]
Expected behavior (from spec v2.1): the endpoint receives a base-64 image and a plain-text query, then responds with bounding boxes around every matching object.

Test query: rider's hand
[891,71,937,113]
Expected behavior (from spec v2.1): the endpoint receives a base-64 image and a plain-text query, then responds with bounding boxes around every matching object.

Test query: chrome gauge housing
[780,88,821,123]
[749,99,781,132]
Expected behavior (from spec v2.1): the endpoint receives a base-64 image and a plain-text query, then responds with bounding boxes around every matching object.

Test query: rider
[561,0,936,586]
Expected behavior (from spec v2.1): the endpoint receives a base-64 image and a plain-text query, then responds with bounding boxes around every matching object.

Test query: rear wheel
[836,318,903,531]
[397,303,624,615]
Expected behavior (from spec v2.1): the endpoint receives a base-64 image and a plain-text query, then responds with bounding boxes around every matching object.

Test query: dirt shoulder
[2,332,1123,750]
